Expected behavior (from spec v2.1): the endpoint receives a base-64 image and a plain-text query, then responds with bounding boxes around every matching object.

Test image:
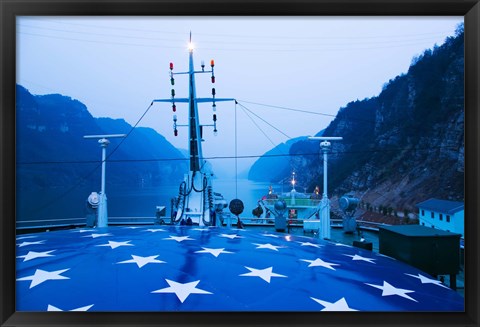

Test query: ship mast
[187,33,202,173]
[153,34,234,226]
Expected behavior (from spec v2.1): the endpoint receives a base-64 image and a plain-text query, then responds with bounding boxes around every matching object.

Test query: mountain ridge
[248,24,464,212]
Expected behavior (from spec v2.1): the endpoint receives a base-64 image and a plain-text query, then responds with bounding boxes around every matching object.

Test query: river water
[16,178,280,222]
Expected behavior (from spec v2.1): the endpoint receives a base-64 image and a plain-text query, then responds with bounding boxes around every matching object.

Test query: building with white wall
[416,198,464,237]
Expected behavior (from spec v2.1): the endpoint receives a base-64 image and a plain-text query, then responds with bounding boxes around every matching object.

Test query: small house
[416,198,464,237]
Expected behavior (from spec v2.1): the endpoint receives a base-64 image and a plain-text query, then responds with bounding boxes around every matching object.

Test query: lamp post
[84,134,126,228]
[309,136,343,239]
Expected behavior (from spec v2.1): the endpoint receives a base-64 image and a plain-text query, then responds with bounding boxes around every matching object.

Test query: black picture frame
[1,1,479,326]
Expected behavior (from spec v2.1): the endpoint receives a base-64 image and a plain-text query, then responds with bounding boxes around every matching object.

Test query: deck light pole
[308,136,343,239]
[84,134,127,227]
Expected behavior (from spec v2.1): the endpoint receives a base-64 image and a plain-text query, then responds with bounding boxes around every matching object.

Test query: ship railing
[261,198,322,207]
[16,216,391,233]
[16,216,159,232]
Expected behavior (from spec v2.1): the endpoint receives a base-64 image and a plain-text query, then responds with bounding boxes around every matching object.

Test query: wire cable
[236,102,292,139]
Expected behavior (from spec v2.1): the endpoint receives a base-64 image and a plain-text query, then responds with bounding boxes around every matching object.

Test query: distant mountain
[16,84,187,194]
[248,136,308,182]
[248,24,464,212]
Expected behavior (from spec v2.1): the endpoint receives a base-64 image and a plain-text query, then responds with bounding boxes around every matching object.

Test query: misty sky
[16,16,462,178]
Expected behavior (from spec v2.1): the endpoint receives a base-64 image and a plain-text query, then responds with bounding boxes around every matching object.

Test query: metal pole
[84,134,126,228]
[308,136,343,240]
[97,138,110,228]
[322,143,328,198]
[320,141,331,239]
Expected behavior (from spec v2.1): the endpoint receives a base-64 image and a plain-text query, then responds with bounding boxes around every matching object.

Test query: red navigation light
[211,76,215,83]
[210,59,215,67]
[169,62,174,70]
[211,88,216,96]
[172,104,176,112]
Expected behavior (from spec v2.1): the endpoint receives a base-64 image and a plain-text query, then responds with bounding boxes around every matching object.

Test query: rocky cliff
[250,24,464,212]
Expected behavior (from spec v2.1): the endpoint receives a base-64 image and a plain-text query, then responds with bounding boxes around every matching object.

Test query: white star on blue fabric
[162,235,195,242]
[343,254,376,264]
[152,279,212,303]
[195,247,233,257]
[253,243,286,251]
[365,281,418,302]
[17,268,70,288]
[17,250,56,262]
[219,233,243,239]
[96,240,134,249]
[71,229,95,233]
[310,297,358,311]
[300,258,339,270]
[117,255,166,268]
[82,233,112,238]
[239,266,287,283]
[16,235,38,240]
[335,243,351,247]
[16,240,45,247]
[405,273,450,289]
[296,241,322,248]
[144,228,166,233]
[47,304,94,311]
[262,233,280,238]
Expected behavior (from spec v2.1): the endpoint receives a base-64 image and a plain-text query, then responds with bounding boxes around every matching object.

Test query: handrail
[16,216,391,231]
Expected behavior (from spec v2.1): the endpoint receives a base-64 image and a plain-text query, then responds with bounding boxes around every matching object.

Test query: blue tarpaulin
[16,226,464,311]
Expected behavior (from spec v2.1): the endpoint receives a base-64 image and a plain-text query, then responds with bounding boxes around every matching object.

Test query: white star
[82,233,112,238]
[17,268,70,288]
[262,233,280,238]
[16,235,37,240]
[17,240,45,247]
[219,233,243,239]
[296,241,322,248]
[144,228,166,233]
[239,266,287,283]
[195,247,233,257]
[117,255,166,268]
[300,258,339,270]
[96,240,134,249]
[405,273,450,289]
[192,228,208,231]
[343,254,376,264]
[335,243,351,247]
[16,240,45,247]
[152,279,212,303]
[365,281,418,302]
[310,297,358,311]
[162,235,195,242]
[253,243,286,251]
[47,304,94,311]
[17,250,56,262]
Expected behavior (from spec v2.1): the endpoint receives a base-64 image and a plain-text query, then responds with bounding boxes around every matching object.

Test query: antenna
[84,134,127,227]
[308,136,343,240]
